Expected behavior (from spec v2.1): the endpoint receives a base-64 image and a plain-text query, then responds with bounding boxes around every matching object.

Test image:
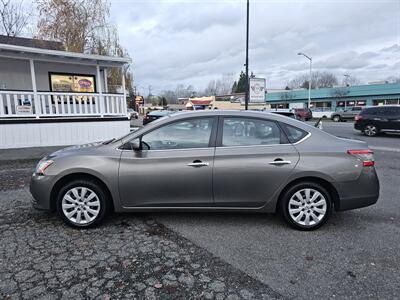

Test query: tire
[280,182,332,231]
[363,124,379,137]
[332,115,341,122]
[56,179,109,228]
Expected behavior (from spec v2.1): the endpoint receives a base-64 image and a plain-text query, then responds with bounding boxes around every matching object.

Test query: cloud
[111,0,400,91]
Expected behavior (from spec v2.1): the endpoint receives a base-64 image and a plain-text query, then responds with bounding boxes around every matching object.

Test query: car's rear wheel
[332,115,341,122]
[281,182,332,230]
[56,179,108,228]
[363,124,379,137]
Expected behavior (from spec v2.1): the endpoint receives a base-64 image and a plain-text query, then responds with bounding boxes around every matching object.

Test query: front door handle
[188,161,209,167]
[269,160,291,165]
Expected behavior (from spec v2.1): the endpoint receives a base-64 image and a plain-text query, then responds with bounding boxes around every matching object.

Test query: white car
[127,108,139,120]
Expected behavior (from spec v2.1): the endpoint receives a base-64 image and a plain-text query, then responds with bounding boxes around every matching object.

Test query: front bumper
[335,167,380,211]
[30,174,54,211]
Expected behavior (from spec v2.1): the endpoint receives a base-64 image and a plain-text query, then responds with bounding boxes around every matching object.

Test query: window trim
[279,122,311,144]
[119,116,218,151]
[216,116,289,148]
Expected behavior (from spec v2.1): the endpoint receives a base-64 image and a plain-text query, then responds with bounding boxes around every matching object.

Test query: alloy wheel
[364,125,377,136]
[61,187,101,225]
[288,188,327,227]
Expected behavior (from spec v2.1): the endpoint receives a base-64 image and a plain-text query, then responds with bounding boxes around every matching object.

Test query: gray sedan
[30,110,379,230]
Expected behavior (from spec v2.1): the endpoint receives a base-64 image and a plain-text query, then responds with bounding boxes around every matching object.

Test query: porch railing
[0,90,127,118]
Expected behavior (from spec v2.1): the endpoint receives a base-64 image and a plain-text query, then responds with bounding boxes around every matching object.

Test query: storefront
[266,83,400,112]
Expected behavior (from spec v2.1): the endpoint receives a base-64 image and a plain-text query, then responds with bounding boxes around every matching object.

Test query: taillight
[347,149,374,167]
[355,114,362,121]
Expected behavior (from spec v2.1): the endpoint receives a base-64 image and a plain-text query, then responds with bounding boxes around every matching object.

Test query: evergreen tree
[235,71,247,93]
[231,81,237,93]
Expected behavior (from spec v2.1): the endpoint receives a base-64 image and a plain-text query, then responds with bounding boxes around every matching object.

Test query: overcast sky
[110,0,400,94]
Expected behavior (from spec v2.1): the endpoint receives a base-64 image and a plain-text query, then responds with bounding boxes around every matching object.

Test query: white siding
[0,120,130,149]
[0,57,32,90]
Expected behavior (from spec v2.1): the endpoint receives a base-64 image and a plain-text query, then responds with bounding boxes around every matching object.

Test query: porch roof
[0,43,131,67]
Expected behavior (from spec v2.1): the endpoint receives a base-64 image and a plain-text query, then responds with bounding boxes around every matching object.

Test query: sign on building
[249,78,266,103]
[16,105,32,115]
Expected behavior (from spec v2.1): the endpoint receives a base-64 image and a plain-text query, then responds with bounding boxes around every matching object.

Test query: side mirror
[130,139,141,151]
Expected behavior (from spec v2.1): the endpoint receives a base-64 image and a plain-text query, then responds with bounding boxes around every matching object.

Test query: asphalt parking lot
[0,121,399,299]
[156,121,400,299]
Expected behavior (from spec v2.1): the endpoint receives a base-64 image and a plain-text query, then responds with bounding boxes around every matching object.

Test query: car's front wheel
[363,124,379,137]
[281,182,332,230]
[332,115,341,122]
[56,179,108,228]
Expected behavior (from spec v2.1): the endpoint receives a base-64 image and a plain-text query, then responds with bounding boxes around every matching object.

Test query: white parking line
[370,146,400,153]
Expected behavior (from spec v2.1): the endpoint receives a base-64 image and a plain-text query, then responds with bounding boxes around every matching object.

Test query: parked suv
[331,106,363,122]
[354,105,400,136]
[293,108,312,121]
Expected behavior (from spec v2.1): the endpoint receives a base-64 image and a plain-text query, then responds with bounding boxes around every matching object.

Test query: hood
[47,141,104,159]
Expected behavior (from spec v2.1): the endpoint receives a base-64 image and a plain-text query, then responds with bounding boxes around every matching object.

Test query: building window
[356,100,366,106]
[373,99,400,106]
[311,101,332,111]
[49,73,96,93]
[270,103,289,109]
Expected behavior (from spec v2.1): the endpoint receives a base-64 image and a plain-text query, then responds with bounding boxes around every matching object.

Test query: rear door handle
[269,160,291,165]
[188,161,209,167]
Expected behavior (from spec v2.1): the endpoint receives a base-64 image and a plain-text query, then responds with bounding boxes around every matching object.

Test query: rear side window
[360,107,377,115]
[280,123,309,143]
[380,106,400,116]
[221,117,283,146]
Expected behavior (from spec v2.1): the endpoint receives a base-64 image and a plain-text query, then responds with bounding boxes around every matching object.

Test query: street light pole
[297,52,312,109]
[245,0,250,110]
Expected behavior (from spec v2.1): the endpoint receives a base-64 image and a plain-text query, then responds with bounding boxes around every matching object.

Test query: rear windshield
[280,123,309,143]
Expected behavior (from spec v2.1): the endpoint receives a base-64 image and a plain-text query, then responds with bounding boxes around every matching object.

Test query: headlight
[35,160,54,175]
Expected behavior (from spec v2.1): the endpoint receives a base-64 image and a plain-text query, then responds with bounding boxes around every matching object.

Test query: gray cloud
[111,0,400,91]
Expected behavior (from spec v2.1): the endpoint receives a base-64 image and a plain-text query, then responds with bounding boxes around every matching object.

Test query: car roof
[149,110,172,115]
[158,109,311,128]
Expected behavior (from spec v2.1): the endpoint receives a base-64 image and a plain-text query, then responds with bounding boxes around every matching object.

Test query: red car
[294,108,313,121]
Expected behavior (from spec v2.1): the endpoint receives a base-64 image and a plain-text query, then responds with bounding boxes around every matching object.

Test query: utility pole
[297,52,312,109]
[245,0,250,110]
[344,74,350,87]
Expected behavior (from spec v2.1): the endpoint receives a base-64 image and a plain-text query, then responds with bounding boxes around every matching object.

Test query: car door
[342,107,356,120]
[119,116,217,207]
[213,116,300,207]
[383,106,400,130]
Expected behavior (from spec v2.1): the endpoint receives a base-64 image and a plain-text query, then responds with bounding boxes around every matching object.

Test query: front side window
[141,118,214,150]
[222,117,281,146]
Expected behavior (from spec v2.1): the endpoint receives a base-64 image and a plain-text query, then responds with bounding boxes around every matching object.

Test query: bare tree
[342,75,360,86]
[36,0,110,53]
[287,71,338,89]
[175,84,196,98]
[0,0,31,36]
[205,73,235,96]
[205,80,217,96]
[36,0,133,95]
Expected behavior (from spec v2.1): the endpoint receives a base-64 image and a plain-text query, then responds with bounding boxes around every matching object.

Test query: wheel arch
[50,172,114,212]
[276,176,340,212]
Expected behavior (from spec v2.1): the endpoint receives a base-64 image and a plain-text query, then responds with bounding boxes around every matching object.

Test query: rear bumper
[30,174,54,211]
[334,167,380,211]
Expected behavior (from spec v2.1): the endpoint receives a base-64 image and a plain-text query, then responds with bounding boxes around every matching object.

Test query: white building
[0,36,131,149]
